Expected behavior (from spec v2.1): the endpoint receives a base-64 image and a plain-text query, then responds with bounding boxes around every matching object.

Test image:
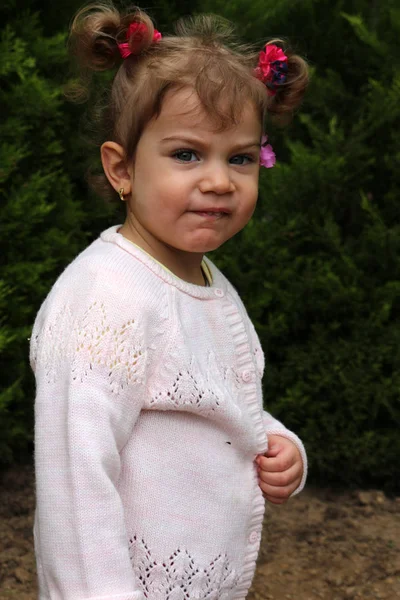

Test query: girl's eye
[173,150,198,163]
[229,154,254,165]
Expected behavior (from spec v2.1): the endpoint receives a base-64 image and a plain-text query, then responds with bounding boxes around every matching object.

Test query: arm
[31,292,146,600]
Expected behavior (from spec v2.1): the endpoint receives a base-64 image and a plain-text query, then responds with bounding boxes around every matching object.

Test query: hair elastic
[254,44,288,96]
[118,22,162,59]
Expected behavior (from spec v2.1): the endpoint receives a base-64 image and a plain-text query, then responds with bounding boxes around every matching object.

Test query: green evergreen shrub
[0,12,89,462]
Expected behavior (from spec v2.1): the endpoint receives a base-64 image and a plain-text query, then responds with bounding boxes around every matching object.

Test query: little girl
[30,4,309,599]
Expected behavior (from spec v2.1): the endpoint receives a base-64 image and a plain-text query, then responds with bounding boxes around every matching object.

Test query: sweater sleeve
[30,281,147,600]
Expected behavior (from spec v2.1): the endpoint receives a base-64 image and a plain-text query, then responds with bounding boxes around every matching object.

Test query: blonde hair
[68,2,309,200]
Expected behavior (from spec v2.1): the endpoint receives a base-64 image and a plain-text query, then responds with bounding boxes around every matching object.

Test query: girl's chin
[181,242,225,254]
[180,234,230,254]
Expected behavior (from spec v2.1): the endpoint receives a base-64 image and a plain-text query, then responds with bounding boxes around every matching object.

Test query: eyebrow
[160,135,261,150]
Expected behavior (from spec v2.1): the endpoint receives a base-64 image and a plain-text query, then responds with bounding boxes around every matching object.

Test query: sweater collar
[100,225,227,300]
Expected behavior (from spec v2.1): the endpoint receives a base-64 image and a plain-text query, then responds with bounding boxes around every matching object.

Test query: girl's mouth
[191,209,230,219]
[195,211,225,218]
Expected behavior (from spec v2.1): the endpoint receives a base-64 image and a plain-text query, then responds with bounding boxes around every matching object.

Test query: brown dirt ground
[0,466,399,600]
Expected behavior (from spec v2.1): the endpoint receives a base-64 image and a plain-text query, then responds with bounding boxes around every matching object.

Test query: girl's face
[125,87,261,264]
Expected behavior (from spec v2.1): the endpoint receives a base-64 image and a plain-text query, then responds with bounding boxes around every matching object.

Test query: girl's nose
[198,163,235,195]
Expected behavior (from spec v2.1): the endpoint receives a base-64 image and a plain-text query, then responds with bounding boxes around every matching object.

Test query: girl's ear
[101,142,133,195]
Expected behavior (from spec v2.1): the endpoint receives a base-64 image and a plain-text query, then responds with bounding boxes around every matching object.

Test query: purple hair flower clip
[260,135,276,168]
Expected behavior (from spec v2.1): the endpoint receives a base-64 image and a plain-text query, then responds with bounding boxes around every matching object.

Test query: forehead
[151,87,261,138]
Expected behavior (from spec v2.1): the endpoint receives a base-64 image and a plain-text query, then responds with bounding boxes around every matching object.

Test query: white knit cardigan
[30,225,307,600]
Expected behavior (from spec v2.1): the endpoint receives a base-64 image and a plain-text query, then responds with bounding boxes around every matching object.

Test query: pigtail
[262,39,309,122]
[69,3,120,73]
[69,2,157,67]
[66,2,158,102]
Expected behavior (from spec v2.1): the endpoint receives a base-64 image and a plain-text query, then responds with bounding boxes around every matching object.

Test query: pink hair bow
[118,22,162,59]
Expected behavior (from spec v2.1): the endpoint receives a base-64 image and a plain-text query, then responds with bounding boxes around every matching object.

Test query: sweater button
[249,531,260,544]
[241,369,252,383]
[214,288,224,297]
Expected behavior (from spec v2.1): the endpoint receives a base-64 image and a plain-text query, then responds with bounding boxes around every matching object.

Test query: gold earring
[118,188,125,201]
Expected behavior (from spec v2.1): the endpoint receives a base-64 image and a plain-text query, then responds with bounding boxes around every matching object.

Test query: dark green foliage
[0,12,85,462]
[207,0,400,491]
[0,6,114,462]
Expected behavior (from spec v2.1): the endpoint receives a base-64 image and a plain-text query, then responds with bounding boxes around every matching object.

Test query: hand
[256,435,303,505]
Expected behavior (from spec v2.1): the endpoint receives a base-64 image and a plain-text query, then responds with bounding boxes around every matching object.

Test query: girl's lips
[195,211,225,218]
[190,210,230,219]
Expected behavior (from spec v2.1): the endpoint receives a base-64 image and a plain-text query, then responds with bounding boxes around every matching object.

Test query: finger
[258,478,300,501]
[263,494,287,505]
[264,443,281,458]
[258,452,295,473]
[259,463,302,487]
[256,444,281,465]
[266,435,296,457]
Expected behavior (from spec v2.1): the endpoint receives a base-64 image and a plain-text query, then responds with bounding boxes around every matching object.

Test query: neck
[118,221,206,286]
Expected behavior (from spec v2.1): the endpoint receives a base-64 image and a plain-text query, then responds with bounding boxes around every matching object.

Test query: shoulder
[34,232,168,321]
[30,232,169,373]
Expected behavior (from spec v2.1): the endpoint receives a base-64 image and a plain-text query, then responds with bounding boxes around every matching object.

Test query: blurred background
[1,1,400,599]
